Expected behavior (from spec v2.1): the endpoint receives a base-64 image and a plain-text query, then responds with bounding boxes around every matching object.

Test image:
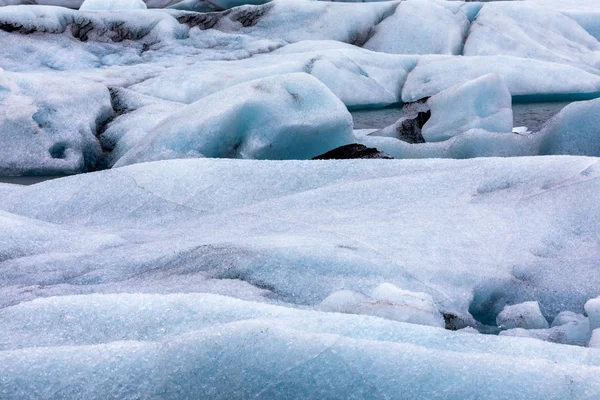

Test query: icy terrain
[1,0,600,398]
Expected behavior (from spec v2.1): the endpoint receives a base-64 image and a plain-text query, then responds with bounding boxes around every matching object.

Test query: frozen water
[422,73,513,142]
[115,73,354,166]
[80,0,147,10]
[497,301,549,330]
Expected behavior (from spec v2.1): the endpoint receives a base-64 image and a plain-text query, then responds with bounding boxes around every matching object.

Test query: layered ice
[115,73,353,166]
[422,73,513,142]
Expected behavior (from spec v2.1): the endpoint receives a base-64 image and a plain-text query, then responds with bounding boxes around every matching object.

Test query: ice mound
[585,296,600,330]
[80,0,147,10]
[115,73,353,166]
[402,55,600,102]
[363,0,469,55]
[2,293,600,399]
[497,301,549,330]
[539,98,600,157]
[465,2,600,71]
[0,69,113,175]
[422,73,513,142]
[130,45,416,108]
[318,283,445,328]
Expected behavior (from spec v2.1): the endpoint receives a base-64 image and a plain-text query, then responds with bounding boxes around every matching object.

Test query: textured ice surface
[363,0,469,55]
[2,157,600,319]
[115,73,353,165]
[1,293,600,399]
[422,73,513,142]
[465,2,600,71]
[80,0,147,10]
[2,157,600,396]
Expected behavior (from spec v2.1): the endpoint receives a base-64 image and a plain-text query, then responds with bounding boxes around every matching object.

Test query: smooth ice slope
[497,302,549,330]
[80,0,147,10]
[115,73,353,166]
[422,73,513,142]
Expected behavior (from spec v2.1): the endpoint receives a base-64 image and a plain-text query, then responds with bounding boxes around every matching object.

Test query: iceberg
[422,73,513,142]
[115,73,354,166]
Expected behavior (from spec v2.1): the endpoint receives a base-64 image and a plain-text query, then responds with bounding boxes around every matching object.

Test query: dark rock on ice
[313,144,393,160]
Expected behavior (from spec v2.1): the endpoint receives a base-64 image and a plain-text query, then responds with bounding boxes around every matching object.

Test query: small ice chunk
[552,311,588,328]
[80,0,147,10]
[512,126,530,135]
[584,296,600,330]
[457,327,480,334]
[496,301,549,330]
[422,73,513,142]
[319,284,445,328]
